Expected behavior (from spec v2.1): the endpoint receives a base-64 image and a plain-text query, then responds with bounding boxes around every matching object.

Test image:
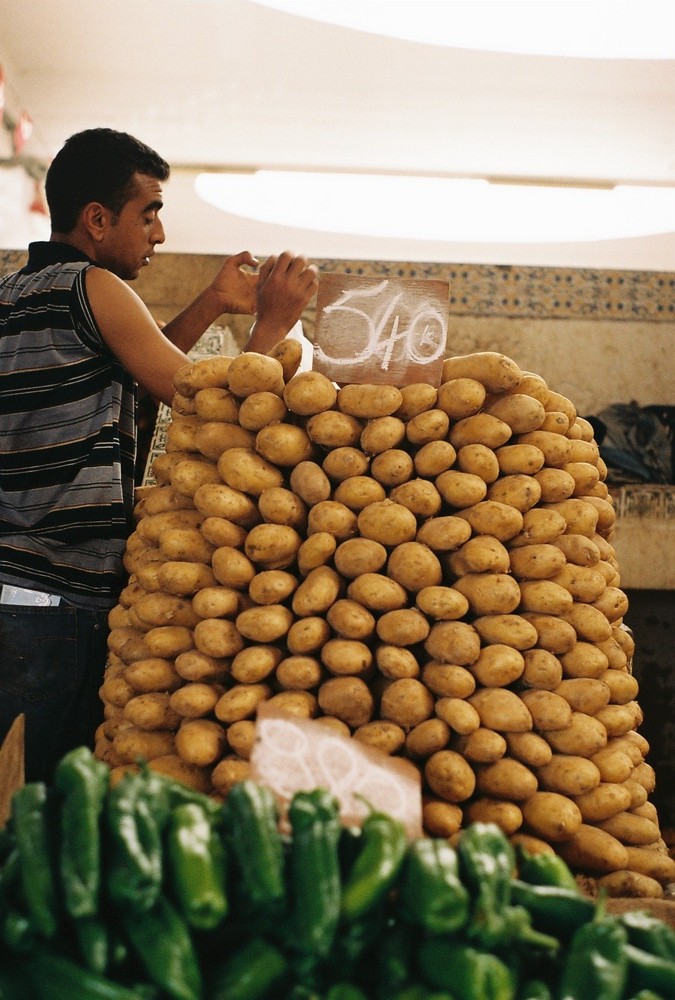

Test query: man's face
[98,172,166,280]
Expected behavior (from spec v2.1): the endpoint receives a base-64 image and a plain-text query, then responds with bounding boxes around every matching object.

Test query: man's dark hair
[45,128,171,233]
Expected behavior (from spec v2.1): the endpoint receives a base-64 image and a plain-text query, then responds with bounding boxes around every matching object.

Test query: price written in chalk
[313,274,449,386]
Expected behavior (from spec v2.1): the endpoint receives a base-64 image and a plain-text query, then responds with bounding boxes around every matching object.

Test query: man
[0,128,318,780]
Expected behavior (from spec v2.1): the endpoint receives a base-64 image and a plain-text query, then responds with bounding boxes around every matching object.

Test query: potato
[421,662,476,699]
[424,621,482,665]
[508,544,567,580]
[133,592,201,629]
[100,671,135,708]
[389,479,443,518]
[465,800,523,836]
[147,754,212,794]
[449,413,512,450]
[553,678,610,716]
[193,618,245,658]
[292,566,343,616]
[436,377,486,419]
[558,824,629,874]
[473,614,538,650]
[505,731,552,768]
[406,718,451,758]
[377,608,430,647]
[596,637,629,671]
[258,487,307,529]
[227,352,285,397]
[357,499,417,546]
[488,473,543,514]
[520,690,573,731]
[226,719,257,760]
[597,871,664,899]
[416,586,469,621]
[317,676,374,728]
[174,719,228,767]
[594,703,638,738]
[275,655,324,691]
[236,604,294,643]
[380,677,435,729]
[452,573,521,616]
[175,650,230,683]
[332,540,385,581]
[375,645,420,679]
[521,791,583,842]
[622,847,675,885]
[113,727,175,763]
[138,508,204,545]
[124,657,183,694]
[539,412,570,434]
[533,468,576,503]
[592,586,629,624]
[475,758,538,801]
[237,390,288,431]
[143,625,194,659]
[322,446,370,482]
[485,393,546,434]
[337,383,403,418]
[297,532,338,576]
[320,638,373,677]
[517,431,572,468]
[456,501,524,541]
[560,641,609,680]
[495,444,545,476]
[508,508,567,547]
[134,484,195,518]
[455,443,500,483]
[370,449,415,486]
[245,523,303,569]
[441,352,522,393]
[173,356,233,396]
[211,546,256,589]
[230,645,282,684]
[537,755,601,796]
[468,688,532,732]
[169,682,224,719]
[590,747,635,784]
[584,495,616,535]
[200,517,248,549]
[470,645,525,688]
[195,421,256,460]
[405,409,450,446]
[449,536,510,575]
[289,461,332,505]
[256,423,315,466]
[396,382,439,420]
[560,603,613,643]
[518,580,574,616]
[165,414,202,451]
[307,500,358,540]
[545,711,607,756]
[385,542,442,593]
[248,570,298,606]
[422,798,464,838]
[424,750,476,803]
[353,720,407,755]
[158,528,216,565]
[286,616,332,654]
[283,370,338,415]
[549,564,607,604]
[217,447,284,496]
[435,470,487,508]
[414,440,458,478]
[455,727,507,763]
[415,515,472,552]
[520,648,563,689]
[573,782,633,822]
[214,683,271,724]
[434,698,481,735]
[333,475,387,511]
[211,757,252,795]
[306,411,363,450]
[267,335,303,380]
[170,458,223,497]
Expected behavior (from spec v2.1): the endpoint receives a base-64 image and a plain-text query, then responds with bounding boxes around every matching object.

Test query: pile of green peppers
[1,747,675,1000]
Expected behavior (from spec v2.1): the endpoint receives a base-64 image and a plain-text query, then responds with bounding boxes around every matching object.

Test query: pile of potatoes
[95,342,675,896]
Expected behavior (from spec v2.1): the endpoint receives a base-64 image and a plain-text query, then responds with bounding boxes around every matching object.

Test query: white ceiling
[1,0,674,269]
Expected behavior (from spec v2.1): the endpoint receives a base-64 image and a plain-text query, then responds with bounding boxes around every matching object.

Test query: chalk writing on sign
[313,274,449,387]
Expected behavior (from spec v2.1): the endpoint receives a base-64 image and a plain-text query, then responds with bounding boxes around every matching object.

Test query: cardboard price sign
[313,273,449,386]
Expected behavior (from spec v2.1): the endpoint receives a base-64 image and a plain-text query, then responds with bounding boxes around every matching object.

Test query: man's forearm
[162,286,234,354]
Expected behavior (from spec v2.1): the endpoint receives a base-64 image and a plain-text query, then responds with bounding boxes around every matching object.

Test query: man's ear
[81,202,110,242]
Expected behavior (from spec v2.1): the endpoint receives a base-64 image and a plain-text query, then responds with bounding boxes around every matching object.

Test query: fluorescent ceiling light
[249,0,675,59]
[195,172,675,244]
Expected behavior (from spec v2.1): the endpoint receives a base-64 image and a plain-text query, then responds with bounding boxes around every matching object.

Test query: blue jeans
[0,602,110,782]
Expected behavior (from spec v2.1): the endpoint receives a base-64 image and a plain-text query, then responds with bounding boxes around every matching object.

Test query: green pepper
[24,948,146,1000]
[0,958,34,999]
[105,770,163,912]
[457,821,514,946]
[54,746,109,919]
[208,936,289,1000]
[287,789,342,959]
[398,836,469,935]
[624,943,675,997]
[324,986,369,1000]
[73,914,110,975]
[619,909,675,962]
[121,893,202,1000]
[517,849,578,892]
[557,912,628,1000]
[418,937,516,1000]
[330,899,388,982]
[517,979,553,1000]
[509,879,596,937]
[373,918,413,1000]
[166,801,228,930]
[222,781,285,917]
[10,782,59,939]
[340,807,407,921]
[625,992,666,1000]
[0,845,34,953]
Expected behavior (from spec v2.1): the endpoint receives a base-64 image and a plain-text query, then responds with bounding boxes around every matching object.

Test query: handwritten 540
[314,279,448,373]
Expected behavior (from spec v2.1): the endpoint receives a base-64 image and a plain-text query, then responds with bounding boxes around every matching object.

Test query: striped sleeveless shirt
[0,242,137,606]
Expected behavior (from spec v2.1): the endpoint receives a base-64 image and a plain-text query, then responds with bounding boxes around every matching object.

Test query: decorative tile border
[614,484,675,521]
[3,249,673,322]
